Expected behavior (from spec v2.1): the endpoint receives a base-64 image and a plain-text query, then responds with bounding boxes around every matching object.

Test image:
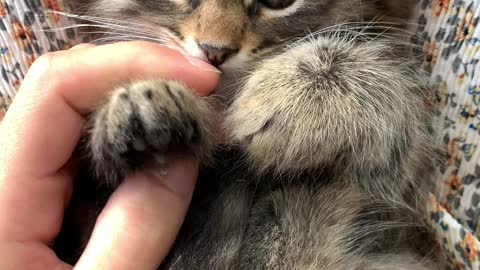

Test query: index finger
[25,41,220,115]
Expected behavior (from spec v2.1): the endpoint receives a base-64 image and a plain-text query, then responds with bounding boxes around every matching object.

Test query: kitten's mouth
[186,56,224,73]
[185,53,232,73]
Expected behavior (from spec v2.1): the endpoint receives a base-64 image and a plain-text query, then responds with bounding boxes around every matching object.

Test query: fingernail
[151,156,199,196]
[186,57,222,74]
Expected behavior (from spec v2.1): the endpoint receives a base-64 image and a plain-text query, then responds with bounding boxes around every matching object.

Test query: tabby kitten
[56,0,439,269]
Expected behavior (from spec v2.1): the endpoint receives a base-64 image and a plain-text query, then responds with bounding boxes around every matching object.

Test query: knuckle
[27,52,60,80]
[32,52,56,70]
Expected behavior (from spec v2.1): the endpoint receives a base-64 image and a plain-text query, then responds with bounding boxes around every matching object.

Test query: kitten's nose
[199,44,238,67]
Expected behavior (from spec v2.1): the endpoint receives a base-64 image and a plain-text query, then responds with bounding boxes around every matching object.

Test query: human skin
[0,42,220,270]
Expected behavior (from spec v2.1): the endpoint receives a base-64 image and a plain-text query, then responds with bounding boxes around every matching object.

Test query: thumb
[74,156,198,270]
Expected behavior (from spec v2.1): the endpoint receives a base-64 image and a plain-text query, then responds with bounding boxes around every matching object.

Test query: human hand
[0,42,220,270]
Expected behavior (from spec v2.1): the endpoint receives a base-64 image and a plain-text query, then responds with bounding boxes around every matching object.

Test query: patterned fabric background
[1,0,480,269]
[418,0,480,269]
[0,0,85,120]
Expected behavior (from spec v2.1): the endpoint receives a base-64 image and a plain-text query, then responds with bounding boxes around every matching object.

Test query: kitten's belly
[162,158,431,269]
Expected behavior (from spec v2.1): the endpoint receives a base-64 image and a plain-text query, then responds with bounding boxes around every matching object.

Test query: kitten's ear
[376,0,418,21]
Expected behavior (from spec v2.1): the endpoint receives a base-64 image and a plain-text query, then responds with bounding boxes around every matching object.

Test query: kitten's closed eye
[259,0,296,9]
[189,0,200,9]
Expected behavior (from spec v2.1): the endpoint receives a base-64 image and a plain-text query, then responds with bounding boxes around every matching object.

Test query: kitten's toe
[85,80,213,186]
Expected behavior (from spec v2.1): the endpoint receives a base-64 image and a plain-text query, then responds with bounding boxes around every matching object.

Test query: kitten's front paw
[85,80,213,186]
[225,37,424,175]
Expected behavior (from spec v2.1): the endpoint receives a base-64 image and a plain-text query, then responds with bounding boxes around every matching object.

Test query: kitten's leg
[225,36,433,199]
[161,179,253,270]
[85,79,214,187]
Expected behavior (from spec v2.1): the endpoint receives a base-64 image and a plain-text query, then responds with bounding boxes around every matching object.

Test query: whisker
[90,35,184,50]
[44,11,186,54]
[46,11,161,33]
